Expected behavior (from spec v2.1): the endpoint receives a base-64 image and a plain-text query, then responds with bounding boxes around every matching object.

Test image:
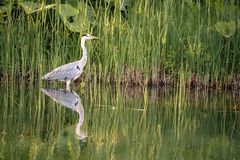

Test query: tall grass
[0,0,239,89]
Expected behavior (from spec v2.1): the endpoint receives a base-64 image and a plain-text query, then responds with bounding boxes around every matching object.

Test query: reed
[0,0,239,89]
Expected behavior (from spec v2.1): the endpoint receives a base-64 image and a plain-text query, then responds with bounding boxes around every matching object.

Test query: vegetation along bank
[0,0,239,90]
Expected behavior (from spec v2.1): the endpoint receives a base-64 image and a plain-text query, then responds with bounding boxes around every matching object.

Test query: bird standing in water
[42,34,98,90]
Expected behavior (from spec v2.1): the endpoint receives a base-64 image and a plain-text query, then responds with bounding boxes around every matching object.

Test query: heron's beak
[91,36,98,39]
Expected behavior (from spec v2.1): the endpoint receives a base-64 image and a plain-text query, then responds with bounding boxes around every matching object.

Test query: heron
[41,34,98,90]
[42,88,87,141]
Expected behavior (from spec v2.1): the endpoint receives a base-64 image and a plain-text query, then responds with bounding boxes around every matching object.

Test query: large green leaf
[58,3,96,32]
[213,20,240,38]
[19,2,56,14]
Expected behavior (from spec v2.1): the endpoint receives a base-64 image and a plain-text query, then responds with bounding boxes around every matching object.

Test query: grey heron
[42,34,98,90]
[41,88,87,141]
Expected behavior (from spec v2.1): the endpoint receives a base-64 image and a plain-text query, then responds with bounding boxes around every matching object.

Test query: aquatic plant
[0,0,239,89]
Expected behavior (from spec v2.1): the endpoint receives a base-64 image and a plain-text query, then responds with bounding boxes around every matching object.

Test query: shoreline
[1,73,239,93]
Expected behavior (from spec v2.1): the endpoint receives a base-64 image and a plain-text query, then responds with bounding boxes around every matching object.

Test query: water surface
[0,83,240,160]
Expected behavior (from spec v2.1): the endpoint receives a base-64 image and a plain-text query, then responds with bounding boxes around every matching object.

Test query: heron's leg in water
[66,80,71,90]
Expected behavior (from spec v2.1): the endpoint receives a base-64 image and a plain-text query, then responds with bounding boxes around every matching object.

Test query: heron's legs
[66,80,71,91]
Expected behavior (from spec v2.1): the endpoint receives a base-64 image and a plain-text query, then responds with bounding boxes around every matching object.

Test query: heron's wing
[41,88,80,110]
[42,61,83,81]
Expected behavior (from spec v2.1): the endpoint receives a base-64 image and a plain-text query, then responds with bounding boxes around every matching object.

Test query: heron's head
[82,34,98,40]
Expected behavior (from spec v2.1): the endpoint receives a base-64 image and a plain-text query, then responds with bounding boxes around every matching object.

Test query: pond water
[0,83,240,160]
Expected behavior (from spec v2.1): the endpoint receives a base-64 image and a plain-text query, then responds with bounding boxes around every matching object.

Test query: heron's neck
[80,38,87,64]
[76,107,84,137]
[81,38,87,58]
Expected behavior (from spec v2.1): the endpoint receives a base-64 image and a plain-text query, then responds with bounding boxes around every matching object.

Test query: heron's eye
[82,34,87,37]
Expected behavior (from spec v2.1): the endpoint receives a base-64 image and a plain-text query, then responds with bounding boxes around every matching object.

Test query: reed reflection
[41,88,87,141]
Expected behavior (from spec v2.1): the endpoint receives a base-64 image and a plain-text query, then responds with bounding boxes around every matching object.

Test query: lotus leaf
[58,3,96,32]
[20,2,56,14]
[213,21,239,38]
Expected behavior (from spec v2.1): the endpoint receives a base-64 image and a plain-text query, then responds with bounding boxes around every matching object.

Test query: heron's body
[41,59,86,86]
[41,88,86,140]
[42,34,97,90]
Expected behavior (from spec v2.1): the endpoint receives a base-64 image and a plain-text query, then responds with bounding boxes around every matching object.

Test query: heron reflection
[41,88,87,141]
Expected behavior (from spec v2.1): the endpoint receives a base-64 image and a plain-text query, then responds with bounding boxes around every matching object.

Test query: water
[0,83,240,160]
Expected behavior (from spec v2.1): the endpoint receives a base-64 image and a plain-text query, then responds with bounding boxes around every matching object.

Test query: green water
[0,83,240,160]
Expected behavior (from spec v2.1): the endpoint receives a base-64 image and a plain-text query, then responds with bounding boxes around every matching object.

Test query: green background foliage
[0,0,239,87]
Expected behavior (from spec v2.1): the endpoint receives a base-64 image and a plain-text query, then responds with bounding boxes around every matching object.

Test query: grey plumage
[41,88,80,110]
[41,88,87,141]
[42,34,98,90]
[42,61,84,81]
